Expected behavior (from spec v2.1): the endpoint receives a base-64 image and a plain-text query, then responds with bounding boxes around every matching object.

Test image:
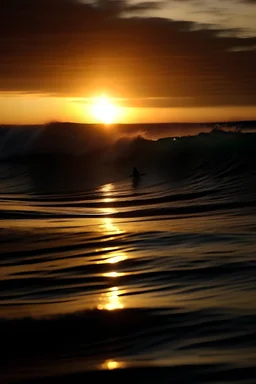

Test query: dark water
[0,127,256,383]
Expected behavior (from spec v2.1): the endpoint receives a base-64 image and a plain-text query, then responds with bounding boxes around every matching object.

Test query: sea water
[0,124,256,383]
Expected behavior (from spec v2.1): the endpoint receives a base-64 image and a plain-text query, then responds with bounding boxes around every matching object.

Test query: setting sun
[90,95,118,125]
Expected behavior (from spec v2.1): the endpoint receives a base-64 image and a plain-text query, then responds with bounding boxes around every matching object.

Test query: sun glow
[90,95,119,125]
[101,359,125,370]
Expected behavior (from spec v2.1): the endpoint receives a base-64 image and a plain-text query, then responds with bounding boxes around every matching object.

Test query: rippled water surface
[1,155,256,383]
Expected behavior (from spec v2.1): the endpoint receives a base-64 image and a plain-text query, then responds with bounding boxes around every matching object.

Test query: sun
[90,95,118,125]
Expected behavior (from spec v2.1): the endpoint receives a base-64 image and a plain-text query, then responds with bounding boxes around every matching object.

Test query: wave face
[0,125,256,383]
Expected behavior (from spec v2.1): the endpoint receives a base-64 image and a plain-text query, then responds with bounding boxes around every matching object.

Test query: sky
[0,0,256,124]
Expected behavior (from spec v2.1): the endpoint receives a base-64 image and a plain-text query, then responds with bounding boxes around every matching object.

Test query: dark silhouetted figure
[132,167,140,178]
[130,167,145,188]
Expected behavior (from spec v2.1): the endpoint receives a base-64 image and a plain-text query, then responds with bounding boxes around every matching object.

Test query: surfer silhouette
[132,167,140,178]
[130,167,145,187]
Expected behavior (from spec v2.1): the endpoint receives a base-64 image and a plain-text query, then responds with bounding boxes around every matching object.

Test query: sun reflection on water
[97,251,127,265]
[103,271,125,278]
[100,183,119,217]
[101,183,114,193]
[103,197,114,203]
[108,254,126,264]
[96,183,127,311]
[97,286,124,311]
[102,217,123,234]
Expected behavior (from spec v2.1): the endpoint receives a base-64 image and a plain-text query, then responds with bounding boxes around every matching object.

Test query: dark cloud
[239,0,256,3]
[0,0,255,108]
[92,0,164,14]
[169,0,256,3]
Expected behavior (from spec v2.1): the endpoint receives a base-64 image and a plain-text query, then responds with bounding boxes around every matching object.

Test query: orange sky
[0,0,255,124]
[0,93,255,125]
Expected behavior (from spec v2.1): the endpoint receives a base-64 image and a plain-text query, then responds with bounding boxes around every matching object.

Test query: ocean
[0,123,256,383]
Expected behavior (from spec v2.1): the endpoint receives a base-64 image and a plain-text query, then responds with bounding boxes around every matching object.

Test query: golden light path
[96,183,126,312]
[97,286,124,311]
